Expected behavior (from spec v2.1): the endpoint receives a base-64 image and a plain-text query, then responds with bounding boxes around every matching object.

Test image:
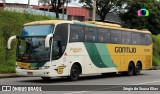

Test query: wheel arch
[69,62,82,75]
[137,60,142,70]
[129,61,135,69]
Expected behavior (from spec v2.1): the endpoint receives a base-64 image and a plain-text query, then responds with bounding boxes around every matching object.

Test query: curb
[0,73,17,78]
[152,66,160,70]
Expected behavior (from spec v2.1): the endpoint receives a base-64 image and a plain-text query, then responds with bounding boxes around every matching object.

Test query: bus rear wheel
[134,63,142,75]
[127,63,135,76]
[68,64,80,81]
[122,63,135,76]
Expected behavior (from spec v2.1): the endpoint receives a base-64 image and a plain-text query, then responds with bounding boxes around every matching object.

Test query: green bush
[0,66,16,73]
[0,10,55,73]
[152,35,160,66]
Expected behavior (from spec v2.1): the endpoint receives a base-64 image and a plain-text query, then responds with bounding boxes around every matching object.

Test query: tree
[3,0,6,8]
[39,0,71,19]
[28,0,30,8]
[50,0,69,18]
[80,0,128,22]
[50,0,60,18]
[39,0,50,12]
[120,0,160,35]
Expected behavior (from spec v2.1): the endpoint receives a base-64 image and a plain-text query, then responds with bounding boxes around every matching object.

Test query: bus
[7,20,152,81]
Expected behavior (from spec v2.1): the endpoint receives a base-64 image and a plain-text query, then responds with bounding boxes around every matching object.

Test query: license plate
[27,72,33,75]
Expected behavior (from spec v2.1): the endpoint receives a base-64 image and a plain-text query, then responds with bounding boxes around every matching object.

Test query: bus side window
[140,33,146,45]
[122,31,131,44]
[71,33,79,42]
[70,24,84,42]
[111,29,121,44]
[99,36,104,42]
[85,26,97,42]
[52,41,59,59]
[132,33,140,45]
[52,40,64,59]
[98,28,110,43]
[145,34,152,45]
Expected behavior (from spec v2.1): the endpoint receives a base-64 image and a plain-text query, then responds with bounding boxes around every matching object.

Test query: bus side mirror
[7,35,17,49]
[45,34,53,48]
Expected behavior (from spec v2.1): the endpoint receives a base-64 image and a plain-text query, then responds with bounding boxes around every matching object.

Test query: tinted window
[122,31,131,44]
[17,37,50,62]
[132,33,140,44]
[70,24,84,42]
[52,24,68,60]
[54,24,68,45]
[98,28,110,43]
[145,34,152,45]
[111,30,121,43]
[140,33,146,45]
[85,26,97,42]
[22,25,54,36]
[52,41,59,59]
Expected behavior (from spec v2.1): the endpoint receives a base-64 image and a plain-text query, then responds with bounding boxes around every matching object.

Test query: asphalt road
[1,70,160,94]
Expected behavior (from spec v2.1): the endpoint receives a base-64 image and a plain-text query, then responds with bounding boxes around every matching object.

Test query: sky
[6,0,38,5]
[2,0,83,7]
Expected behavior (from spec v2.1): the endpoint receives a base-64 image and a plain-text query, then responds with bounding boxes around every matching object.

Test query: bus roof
[23,20,66,26]
[23,20,151,34]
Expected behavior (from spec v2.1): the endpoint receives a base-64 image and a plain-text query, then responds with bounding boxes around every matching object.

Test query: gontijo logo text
[115,47,136,53]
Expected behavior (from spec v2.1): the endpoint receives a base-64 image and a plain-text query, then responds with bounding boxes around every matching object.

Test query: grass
[0,10,55,73]
[152,35,160,66]
[0,66,16,73]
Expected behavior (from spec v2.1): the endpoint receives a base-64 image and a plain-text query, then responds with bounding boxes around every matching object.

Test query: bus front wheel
[68,64,80,81]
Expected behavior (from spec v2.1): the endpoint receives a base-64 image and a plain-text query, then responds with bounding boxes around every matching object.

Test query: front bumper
[16,68,51,77]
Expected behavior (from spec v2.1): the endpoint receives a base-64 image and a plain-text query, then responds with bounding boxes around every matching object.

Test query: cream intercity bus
[8,20,152,81]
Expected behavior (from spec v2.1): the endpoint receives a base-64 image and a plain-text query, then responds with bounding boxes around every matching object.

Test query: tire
[68,64,80,81]
[127,63,135,76]
[134,63,141,75]
[41,77,51,81]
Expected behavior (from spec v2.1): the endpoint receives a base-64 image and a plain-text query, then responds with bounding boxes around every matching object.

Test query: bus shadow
[18,73,147,84]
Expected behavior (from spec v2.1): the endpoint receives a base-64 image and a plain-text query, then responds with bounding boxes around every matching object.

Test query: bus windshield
[16,25,54,63]
[21,25,53,36]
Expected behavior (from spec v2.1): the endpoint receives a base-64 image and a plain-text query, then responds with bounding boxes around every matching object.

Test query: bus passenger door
[51,40,68,76]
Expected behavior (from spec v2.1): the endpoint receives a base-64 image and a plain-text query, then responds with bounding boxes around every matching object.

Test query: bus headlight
[39,66,50,70]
